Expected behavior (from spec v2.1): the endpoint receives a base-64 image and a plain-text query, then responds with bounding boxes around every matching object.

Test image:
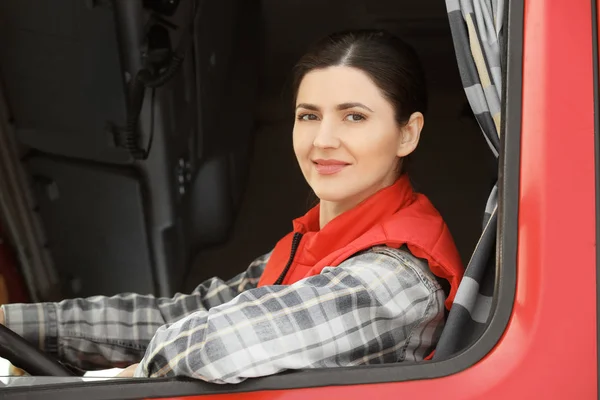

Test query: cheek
[292,128,306,161]
[292,126,310,162]
[349,124,399,165]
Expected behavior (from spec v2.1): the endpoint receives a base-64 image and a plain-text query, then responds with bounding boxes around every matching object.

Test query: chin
[313,190,351,203]
[311,181,360,204]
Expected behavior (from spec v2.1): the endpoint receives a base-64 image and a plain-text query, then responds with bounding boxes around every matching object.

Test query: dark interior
[0,0,496,300]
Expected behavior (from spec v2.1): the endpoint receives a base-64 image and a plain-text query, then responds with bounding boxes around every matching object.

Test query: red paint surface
[151,0,598,397]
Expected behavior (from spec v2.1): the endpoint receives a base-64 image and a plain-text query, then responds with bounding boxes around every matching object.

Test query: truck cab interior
[0,0,506,396]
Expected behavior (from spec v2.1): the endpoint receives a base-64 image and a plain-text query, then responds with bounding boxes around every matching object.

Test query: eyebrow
[295,102,374,112]
[295,103,320,111]
[337,102,374,112]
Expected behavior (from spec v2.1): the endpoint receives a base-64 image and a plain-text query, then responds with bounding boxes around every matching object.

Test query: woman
[0,30,463,383]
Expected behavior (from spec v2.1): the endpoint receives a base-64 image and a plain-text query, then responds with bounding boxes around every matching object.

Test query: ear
[396,112,424,157]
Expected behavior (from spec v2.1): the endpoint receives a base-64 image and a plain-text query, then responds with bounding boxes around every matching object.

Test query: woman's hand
[116,363,139,378]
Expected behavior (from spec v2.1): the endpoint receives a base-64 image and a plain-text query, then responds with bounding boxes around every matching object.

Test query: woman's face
[293,66,422,210]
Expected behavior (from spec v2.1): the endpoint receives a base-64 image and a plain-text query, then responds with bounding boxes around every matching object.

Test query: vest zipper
[274,232,303,285]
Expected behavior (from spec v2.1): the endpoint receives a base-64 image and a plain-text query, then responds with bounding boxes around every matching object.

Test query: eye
[297,113,319,121]
[344,113,366,122]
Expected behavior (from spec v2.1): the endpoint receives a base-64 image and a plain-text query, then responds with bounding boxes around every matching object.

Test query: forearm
[1,287,240,370]
[2,294,165,370]
[0,253,269,370]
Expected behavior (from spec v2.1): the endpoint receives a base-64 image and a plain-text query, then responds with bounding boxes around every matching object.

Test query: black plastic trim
[591,1,600,398]
[0,0,524,398]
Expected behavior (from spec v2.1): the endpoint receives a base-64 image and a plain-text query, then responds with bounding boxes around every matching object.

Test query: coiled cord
[119,11,194,160]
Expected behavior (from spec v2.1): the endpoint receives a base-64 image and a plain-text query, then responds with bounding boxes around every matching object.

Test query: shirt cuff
[133,361,147,377]
[2,303,59,358]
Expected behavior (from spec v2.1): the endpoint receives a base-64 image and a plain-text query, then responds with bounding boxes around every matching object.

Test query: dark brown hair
[292,30,427,174]
[292,29,427,125]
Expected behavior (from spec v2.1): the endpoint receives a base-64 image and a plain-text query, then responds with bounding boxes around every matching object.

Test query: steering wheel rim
[0,324,73,377]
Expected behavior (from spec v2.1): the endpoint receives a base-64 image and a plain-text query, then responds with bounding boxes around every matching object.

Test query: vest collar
[292,175,414,266]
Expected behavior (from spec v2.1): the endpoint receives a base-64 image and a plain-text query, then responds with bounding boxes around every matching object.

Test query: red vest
[257,175,464,310]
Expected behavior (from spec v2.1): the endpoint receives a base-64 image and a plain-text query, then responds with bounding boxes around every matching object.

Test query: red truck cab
[0,0,597,398]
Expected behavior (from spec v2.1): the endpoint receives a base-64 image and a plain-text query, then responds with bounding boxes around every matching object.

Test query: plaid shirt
[2,246,445,384]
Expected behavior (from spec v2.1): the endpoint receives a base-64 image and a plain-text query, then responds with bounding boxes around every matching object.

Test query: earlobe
[396,112,424,157]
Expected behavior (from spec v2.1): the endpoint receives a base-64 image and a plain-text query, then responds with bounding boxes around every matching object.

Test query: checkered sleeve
[134,247,446,383]
[1,252,270,370]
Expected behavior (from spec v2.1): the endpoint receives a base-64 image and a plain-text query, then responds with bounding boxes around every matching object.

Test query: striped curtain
[433,0,504,360]
[447,0,503,156]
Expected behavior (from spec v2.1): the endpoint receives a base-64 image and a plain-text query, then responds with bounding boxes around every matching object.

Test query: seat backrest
[187,0,262,248]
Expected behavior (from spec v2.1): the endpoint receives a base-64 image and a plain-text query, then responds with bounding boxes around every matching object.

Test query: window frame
[592,0,600,395]
[0,0,524,398]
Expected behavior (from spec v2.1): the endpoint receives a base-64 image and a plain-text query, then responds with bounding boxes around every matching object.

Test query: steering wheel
[0,324,73,376]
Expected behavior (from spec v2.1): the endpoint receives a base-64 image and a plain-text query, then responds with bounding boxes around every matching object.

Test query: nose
[312,119,341,149]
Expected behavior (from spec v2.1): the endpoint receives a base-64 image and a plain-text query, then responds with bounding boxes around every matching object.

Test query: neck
[318,182,392,229]
[318,174,402,229]
[319,200,350,229]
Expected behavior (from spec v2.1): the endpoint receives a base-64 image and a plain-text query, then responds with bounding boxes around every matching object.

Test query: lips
[312,159,350,175]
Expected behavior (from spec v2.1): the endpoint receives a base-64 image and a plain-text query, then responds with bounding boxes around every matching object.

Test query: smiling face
[293,66,422,216]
